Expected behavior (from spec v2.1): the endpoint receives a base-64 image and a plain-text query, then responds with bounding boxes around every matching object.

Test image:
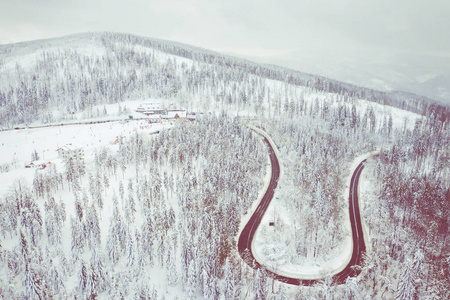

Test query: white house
[26,160,48,169]
[135,102,163,115]
[57,144,84,160]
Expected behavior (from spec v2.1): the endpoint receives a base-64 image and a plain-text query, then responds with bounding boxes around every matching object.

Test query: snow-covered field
[0,118,168,197]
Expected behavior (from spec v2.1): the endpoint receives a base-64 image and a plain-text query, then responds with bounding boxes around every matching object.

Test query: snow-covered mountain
[1,32,445,130]
[246,50,450,105]
[1,32,449,299]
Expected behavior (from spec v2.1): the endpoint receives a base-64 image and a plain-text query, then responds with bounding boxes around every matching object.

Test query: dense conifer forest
[0,32,449,298]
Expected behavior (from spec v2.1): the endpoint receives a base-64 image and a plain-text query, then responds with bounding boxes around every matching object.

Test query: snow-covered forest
[0,116,270,299]
[0,32,449,299]
[0,32,443,128]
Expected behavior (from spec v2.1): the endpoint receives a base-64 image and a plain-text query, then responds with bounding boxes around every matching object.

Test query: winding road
[238,129,367,285]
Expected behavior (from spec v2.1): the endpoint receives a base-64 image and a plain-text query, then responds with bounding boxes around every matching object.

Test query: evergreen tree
[253,269,265,300]
[91,249,107,293]
[223,258,234,299]
[167,254,178,287]
[31,149,40,161]
[396,261,415,300]
[278,284,286,300]
[24,265,48,300]
[78,260,88,295]
[107,216,119,264]
[86,262,98,299]
[187,260,197,299]
[126,233,135,267]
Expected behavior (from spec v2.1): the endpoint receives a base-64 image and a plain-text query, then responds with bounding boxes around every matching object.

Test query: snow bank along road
[238,129,367,285]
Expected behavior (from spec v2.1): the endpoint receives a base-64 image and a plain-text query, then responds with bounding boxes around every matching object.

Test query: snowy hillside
[0,32,449,299]
[247,50,450,105]
[1,32,446,129]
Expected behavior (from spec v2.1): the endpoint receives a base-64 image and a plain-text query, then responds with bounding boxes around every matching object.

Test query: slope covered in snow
[1,32,442,129]
[246,50,450,105]
[1,32,449,299]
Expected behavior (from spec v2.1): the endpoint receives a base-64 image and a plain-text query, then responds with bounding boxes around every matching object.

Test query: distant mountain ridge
[244,50,450,105]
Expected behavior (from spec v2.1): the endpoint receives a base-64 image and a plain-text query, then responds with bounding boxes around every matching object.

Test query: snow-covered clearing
[0,119,168,196]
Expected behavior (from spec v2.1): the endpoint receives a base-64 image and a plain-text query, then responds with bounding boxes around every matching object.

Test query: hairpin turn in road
[238,130,367,285]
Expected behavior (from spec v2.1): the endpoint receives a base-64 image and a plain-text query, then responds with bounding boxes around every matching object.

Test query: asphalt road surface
[238,131,367,285]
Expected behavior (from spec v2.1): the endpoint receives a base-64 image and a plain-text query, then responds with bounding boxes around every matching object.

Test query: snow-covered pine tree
[77,260,88,295]
[86,261,98,298]
[126,232,135,267]
[107,216,119,264]
[253,268,265,300]
[91,248,107,293]
[223,258,234,299]
[396,261,416,300]
[167,254,178,287]
[85,202,101,250]
[187,260,197,299]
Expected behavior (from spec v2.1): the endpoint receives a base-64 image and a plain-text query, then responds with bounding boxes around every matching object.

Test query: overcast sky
[1,0,449,59]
